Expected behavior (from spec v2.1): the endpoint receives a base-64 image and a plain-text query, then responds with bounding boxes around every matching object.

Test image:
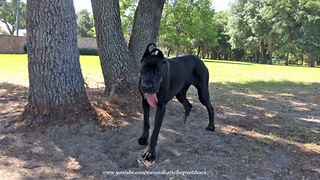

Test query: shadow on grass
[207,80,320,144]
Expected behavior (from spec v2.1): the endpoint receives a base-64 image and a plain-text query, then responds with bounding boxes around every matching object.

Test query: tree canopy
[74,0,319,66]
[227,0,320,66]
[158,0,217,57]
[76,9,95,37]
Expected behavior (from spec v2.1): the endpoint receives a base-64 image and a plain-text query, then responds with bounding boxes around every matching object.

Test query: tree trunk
[23,0,96,122]
[285,51,289,66]
[91,0,165,94]
[197,46,201,57]
[260,41,267,64]
[128,0,165,64]
[225,52,229,60]
[210,48,215,59]
[91,0,136,94]
[310,56,315,67]
[167,48,171,57]
[176,44,180,57]
[269,43,273,65]
[202,47,205,59]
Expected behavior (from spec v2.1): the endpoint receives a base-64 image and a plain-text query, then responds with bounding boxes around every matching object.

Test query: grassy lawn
[0,54,29,86]
[1,54,319,87]
[0,55,104,87]
[79,55,104,88]
[204,59,319,84]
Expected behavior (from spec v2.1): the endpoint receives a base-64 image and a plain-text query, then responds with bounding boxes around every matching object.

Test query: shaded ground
[0,82,319,179]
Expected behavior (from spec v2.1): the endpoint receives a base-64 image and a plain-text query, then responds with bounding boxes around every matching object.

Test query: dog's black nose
[142,82,153,91]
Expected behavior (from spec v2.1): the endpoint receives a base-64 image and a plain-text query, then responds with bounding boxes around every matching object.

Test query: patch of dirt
[0,83,319,179]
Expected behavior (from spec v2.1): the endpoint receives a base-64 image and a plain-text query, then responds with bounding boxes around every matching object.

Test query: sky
[73,0,233,13]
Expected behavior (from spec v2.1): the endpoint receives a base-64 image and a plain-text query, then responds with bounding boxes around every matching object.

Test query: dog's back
[168,55,209,88]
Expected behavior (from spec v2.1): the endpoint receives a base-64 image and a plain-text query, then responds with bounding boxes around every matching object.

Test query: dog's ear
[142,43,157,62]
[156,49,165,62]
[142,48,150,62]
[151,48,165,63]
[147,43,156,50]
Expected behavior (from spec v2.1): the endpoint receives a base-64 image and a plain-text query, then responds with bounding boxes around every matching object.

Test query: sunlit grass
[0,55,319,89]
[0,54,104,87]
[203,59,320,84]
[0,54,28,86]
[79,55,104,88]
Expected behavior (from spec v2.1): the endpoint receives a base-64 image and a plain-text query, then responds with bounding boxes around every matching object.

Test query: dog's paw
[142,148,156,162]
[206,125,215,131]
[138,136,148,145]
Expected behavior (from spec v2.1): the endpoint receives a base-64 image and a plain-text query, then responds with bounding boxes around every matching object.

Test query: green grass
[203,59,320,84]
[0,54,319,88]
[0,54,28,86]
[79,55,104,87]
[0,54,104,87]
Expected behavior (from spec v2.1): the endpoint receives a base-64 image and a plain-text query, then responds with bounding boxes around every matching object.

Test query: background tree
[77,9,95,37]
[91,0,165,94]
[0,0,26,35]
[158,0,217,57]
[212,10,231,60]
[119,0,136,35]
[227,0,319,66]
[23,0,96,122]
[159,0,191,57]
[228,0,271,64]
[190,0,217,58]
[295,0,320,67]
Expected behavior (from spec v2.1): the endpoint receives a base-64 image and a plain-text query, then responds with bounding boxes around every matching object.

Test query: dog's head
[139,43,167,107]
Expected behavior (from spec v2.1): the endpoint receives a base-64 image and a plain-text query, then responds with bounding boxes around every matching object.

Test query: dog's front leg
[138,99,150,145]
[143,104,166,161]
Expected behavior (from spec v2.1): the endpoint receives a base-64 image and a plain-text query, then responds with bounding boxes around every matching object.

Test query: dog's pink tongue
[146,93,158,108]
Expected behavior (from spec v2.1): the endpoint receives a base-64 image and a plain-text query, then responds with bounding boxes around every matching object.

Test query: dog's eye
[155,68,160,72]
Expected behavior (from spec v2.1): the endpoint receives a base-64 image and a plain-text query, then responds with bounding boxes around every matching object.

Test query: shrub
[79,48,98,56]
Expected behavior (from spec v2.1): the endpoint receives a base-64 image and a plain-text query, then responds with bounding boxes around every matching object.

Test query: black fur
[138,44,215,161]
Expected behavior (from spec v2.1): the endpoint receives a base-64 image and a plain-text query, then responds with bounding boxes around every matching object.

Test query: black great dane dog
[138,43,215,161]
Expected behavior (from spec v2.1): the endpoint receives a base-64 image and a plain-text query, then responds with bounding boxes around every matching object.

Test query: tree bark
[129,0,165,64]
[260,40,267,64]
[310,56,315,67]
[197,46,201,57]
[176,44,180,57]
[91,0,137,94]
[23,0,96,122]
[269,42,273,65]
[253,49,257,62]
[167,48,171,57]
[91,0,165,94]
[285,51,289,66]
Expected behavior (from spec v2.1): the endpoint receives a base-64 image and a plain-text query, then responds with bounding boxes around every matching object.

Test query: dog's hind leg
[195,84,215,131]
[176,84,192,124]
